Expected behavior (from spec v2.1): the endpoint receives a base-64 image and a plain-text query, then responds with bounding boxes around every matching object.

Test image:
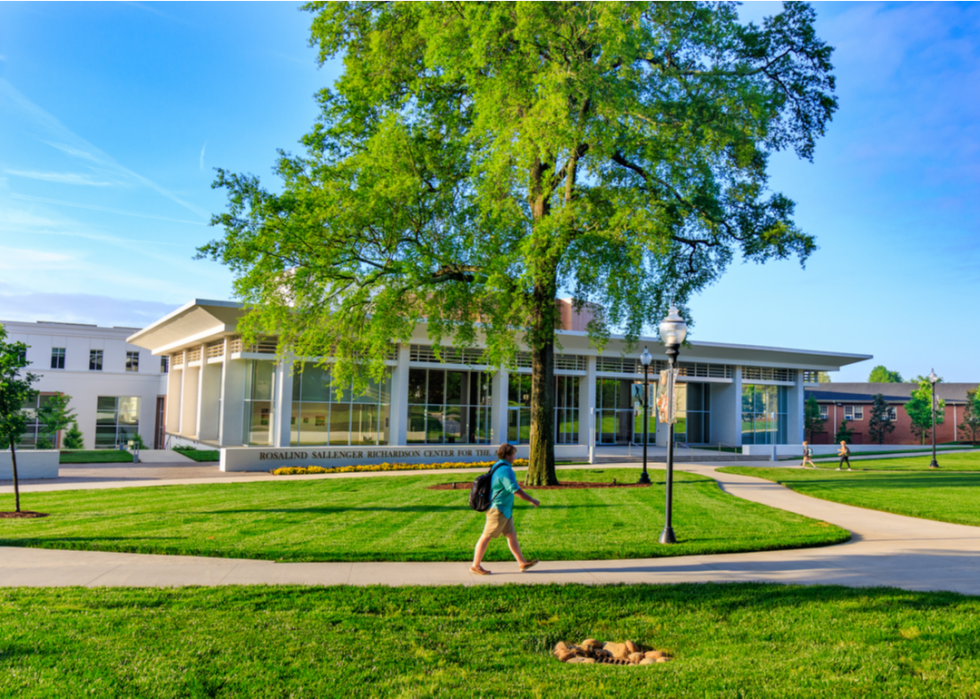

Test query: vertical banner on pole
[657,369,680,424]
[589,407,595,464]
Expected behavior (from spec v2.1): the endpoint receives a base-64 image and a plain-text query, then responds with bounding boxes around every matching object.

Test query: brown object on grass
[557,650,576,662]
[628,652,644,663]
[625,640,638,654]
[656,656,670,663]
[645,650,665,659]
[553,642,569,656]
[0,511,48,519]
[639,657,656,666]
[581,639,601,651]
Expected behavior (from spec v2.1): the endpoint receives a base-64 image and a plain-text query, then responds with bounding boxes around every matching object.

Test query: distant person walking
[801,440,815,468]
[837,441,852,471]
[470,443,540,576]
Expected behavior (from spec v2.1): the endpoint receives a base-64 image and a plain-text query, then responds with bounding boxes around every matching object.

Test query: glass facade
[507,374,581,444]
[741,384,788,445]
[675,383,711,444]
[290,365,391,446]
[95,396,140,447]
[244,360,275,446]
[409,368,492,444]
[596,378,657,445]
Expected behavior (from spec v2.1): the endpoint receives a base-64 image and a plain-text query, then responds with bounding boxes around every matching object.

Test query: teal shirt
[489,461,521,519]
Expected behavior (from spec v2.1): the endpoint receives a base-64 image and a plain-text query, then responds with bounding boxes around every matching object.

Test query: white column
[273,359,294,447]
[491,367,509,444]
[177,350,188,434]
[733,366,743,448]
[198,356,223,442]
[389,344,410,446]
[219,351,247,447]
[166,354,182,439]
[194,344,208,440]
[787,370,805,446]
[579,357,596,446]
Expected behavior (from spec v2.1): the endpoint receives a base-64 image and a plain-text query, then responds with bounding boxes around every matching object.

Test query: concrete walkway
[2,464,979,593]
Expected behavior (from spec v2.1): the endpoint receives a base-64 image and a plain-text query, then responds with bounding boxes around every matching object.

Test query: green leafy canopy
[200,1,835,380]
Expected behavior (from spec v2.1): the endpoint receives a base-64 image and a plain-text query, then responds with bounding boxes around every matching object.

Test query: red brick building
[805,383,979,445]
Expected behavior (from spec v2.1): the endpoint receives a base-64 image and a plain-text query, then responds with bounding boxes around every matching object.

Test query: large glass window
[631,380,657,445]
[509,374,582,445]
[741,384,788,445]
[290,365,392,446]
[411,368,492,445]
[681,383,711,444]
[95,396,140,447]
[18,394,47,449]
[243,360,275,446]
[597,378,634,445]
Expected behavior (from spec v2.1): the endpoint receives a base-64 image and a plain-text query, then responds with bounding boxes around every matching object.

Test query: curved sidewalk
[2,465,979,594]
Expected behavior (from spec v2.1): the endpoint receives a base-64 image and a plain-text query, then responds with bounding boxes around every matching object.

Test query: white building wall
[2,321,169,450]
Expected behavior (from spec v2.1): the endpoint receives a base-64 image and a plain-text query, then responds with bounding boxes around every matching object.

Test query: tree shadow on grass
[205,504,618,515]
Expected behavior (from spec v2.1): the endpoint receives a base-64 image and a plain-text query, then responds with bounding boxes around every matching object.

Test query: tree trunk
[9,435,20,513]
[525,279,558,486]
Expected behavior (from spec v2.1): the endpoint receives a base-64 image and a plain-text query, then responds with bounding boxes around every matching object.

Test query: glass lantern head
[640,346,652,367]
[659,306,688,346]
[929,368,939,385]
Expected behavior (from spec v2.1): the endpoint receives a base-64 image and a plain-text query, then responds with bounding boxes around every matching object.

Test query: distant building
[124,299,870,470]
[1,320,168,450]
[805,382,978,445]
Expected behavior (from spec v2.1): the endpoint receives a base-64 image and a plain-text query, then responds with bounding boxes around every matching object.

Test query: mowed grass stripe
[721,467,980,527]
[0,469,847,562]
[1,584,979,697]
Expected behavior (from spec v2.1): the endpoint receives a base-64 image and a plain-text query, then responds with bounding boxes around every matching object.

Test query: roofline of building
[125,298,244,345]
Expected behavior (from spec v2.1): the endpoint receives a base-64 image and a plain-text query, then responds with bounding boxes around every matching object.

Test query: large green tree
[35,393,76,450]
[958,386,980,445]
[868,365,902,383]
[201,1,837,485]
[0,326,39,513]
[867,393,895,445]
[905,375,945,445]
[803,395,825,442]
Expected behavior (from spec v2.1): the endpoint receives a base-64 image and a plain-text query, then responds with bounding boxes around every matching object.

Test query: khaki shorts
[482,508,516,539]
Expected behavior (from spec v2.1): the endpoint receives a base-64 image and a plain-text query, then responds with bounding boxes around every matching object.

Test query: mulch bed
[429,481,651,491]
[0,511,49,519]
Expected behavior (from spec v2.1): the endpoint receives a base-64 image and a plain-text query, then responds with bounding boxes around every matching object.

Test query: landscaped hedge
[271,459,529,476]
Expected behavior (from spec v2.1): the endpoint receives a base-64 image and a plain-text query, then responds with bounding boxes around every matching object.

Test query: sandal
[469,565,491,576]
[519,559,539,572]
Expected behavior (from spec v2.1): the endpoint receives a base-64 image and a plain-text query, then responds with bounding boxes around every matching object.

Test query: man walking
[801,440,815,468]
[470,443,540,575]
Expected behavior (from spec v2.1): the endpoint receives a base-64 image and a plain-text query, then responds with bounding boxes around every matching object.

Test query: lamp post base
[638,470,651,485]
[659,527,676,545]
[929,459,939,469]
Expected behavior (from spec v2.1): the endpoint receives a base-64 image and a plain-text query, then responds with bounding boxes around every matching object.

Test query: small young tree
[0,326,39,513]
[867,393,895,445]
[803,396,826,442]
[868,365,903,383]
[905,375,945,445]
[834,420,854,444]
[62,419,85,450]
[35,393,76,450]
[958,386,980,445]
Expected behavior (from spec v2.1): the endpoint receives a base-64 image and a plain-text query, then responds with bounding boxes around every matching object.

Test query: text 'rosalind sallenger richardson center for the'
[116,299,871,471]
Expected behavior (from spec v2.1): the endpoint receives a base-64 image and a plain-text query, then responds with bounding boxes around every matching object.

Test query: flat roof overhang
[130,300,872,372]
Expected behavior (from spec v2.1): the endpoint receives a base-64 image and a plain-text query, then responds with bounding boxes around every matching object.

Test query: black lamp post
[638,346,653,485]
[929,368,940,469]
[658,306,687,545]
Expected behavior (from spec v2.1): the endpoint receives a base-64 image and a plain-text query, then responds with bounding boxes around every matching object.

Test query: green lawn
[59,450,134,464]
[173,447,221,462]
[2,584,979,698]
[0,468,848,562]
[811,451,980,471]
[721,467,980,527]
[784,445,979,462]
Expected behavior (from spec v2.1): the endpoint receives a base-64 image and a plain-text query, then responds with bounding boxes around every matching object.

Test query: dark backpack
[469,460,508,512]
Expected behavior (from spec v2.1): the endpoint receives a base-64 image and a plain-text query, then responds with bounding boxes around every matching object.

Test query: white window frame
[844,405,864,421]
[819,405,828,420]
[50,347,66,370]
[89,349,103,371]
[126,351,140,373]
[886,406,898,421]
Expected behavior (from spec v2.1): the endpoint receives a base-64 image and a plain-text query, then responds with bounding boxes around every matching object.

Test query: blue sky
[0,2,977,382]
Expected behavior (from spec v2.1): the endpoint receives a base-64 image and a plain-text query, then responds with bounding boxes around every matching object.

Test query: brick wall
[810,402,966,445]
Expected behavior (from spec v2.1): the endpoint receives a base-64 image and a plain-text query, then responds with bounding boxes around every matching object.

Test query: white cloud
[4,170,113,186]
[199,141,207,172]
[0,287,180,327]
[10,193,206,227]
[0,246,77,270]
[0,78,210,220]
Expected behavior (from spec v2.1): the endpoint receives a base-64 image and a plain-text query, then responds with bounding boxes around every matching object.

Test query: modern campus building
[121,300,872,470]
[2,319,168,451]
[805,383,979,446]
